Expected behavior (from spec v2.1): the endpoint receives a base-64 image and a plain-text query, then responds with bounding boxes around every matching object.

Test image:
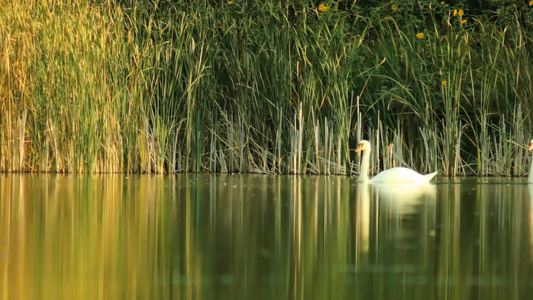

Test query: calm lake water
[1,174,533,299]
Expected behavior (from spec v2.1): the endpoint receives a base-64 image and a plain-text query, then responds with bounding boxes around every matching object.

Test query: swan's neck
[529,152,533,183]
[358,147,370,182]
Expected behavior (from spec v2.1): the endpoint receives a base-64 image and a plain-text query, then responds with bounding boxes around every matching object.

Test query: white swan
[527,140,533,183]
[355,140,438,184]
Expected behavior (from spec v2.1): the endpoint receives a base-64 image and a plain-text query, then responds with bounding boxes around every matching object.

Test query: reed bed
[1,0,532,175]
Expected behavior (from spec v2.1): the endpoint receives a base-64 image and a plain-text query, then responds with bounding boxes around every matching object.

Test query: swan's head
[355,140,371,153]
[529,139,533,151]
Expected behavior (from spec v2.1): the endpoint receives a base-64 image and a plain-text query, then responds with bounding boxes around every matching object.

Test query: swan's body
[355,140,437,184]
[527,140,533,183]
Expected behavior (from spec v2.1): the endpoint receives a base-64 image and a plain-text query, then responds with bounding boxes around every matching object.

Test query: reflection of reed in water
[4,175,533,299]
[288,176,351,300]
[0,174,205,300]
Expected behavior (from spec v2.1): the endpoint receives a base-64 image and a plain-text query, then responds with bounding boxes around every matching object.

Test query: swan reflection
[354,182,437,256]
[371,183,437,216]
[355,183,371,253]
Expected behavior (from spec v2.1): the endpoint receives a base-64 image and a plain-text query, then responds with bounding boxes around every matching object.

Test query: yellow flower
[228,1,233,4]
[461,19,467,24]
[318,3,328,12]
[458,9,464,16]
[391,4,399,11]
[453,9,457,16]
[441,80,447,85]
[415,32,424,39]
[441,1,445,4]
[529,0,533,6]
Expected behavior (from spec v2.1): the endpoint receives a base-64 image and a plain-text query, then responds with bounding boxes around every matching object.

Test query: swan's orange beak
[355,143,363,153]
[529,141,533,151]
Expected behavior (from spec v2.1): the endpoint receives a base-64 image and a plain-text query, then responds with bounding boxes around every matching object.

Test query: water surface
[1,174,532,299]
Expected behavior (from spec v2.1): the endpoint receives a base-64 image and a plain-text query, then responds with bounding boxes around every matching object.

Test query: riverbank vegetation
[1,0,532,175]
